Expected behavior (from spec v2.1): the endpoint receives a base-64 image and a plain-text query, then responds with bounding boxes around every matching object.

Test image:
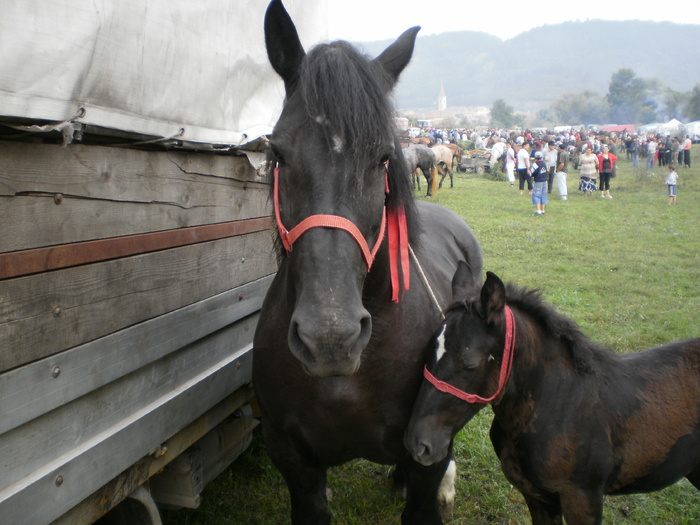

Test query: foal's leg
[687,463,700,490]
[400,452,452,525]
[522,494,563,525]
[560,489,604,525]
[263,426,331,524]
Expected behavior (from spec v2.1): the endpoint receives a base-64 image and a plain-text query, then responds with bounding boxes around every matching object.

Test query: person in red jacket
[597,145,617,199]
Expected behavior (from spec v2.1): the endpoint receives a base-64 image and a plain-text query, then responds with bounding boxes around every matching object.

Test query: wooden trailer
[0,2,327,524]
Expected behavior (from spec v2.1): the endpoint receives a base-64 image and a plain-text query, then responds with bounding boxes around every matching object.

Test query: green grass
[163,151,699,524]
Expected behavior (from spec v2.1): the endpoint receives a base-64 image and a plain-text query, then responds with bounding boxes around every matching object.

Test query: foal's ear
[374,26,420,86]
[451,260,474,301]
[481,271,506,324]
[264,0,306,95]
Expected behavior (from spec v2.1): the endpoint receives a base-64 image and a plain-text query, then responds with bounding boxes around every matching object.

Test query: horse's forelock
[298,41,419,245]
[299,41,395,159]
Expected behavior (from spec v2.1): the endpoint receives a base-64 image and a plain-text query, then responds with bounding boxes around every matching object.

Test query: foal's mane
[453,283,615,375]
[505,283,616,374]
[270,39,419,245]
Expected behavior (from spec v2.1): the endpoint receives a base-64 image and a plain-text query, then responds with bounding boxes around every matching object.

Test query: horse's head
[264,0,419,377]
[406,267,511,465]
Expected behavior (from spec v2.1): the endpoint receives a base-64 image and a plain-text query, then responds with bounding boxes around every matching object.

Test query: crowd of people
[412,126,692,212]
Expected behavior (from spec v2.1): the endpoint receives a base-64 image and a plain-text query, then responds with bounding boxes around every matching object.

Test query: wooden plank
[50,386,255,525]
[2,315,257,491]
[0,217,273,279]
[0,193,272,254]
[0,329,255,525]
[0,140,272,253]
[0,275,273,435]
[0,231,278,371]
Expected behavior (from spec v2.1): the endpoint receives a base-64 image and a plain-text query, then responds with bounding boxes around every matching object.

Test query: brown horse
[430,145,454,189]
[406,266,700,525]
[445,142,462,168]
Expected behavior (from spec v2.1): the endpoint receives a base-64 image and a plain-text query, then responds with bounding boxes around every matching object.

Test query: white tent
[685,121,700,141]
[0,0,328,150]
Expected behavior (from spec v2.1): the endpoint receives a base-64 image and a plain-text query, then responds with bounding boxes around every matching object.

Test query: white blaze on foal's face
[435,324,447,363]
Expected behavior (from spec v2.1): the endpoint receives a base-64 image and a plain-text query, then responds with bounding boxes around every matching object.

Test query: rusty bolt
[238,293,244,301]
[53,307,61,317]
[55,475,64,486]
[54,193,63,205]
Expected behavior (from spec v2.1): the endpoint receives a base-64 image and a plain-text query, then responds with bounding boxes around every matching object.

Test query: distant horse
[445,142,462,170]
[431,145,454,189]
[254,2,483,524]
[406,266,700,525]
[410,136,433,147]
[403,143,438,197]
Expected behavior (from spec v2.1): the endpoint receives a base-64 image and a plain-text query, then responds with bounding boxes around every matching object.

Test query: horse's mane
[504,282,616,374]
[294,40,419,245]
[451,283,616,375]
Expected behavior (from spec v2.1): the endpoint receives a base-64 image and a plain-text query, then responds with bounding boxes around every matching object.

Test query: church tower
[437,82,447,111]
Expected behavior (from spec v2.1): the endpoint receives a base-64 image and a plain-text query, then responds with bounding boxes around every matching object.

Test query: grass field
[163,149,699,524]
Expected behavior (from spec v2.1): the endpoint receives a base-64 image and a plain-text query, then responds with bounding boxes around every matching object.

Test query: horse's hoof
[439,500,454,520]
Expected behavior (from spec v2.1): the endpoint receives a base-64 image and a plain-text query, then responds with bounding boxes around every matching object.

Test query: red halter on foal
[423,305,516,404]
[272,163,409,302]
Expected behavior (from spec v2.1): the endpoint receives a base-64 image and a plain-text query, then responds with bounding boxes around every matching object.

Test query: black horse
[253,2,483,524]
[406,265,700,524]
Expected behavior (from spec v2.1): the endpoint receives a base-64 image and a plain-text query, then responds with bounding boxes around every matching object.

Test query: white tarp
[0,0,328,149]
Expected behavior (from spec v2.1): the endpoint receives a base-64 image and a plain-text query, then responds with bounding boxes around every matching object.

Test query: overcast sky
[328,0,700,42]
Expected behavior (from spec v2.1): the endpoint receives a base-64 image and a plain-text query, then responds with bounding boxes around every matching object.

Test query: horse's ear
[264,0,306,95]
[451,260,474,301]
[480,271,506,324]
[373,26,420,86]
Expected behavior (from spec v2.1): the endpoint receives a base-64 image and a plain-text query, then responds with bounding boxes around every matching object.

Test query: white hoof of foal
[438,459,456,519]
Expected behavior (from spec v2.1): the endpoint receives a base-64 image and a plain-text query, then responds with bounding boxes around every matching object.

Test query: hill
[355,20,700,112]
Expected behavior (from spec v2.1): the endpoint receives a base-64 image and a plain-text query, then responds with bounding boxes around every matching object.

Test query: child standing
[530,151,549,215]
[666,165,678,205]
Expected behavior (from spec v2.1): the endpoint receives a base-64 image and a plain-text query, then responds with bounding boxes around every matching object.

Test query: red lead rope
[423,305,516,404]
[273,164,409,302]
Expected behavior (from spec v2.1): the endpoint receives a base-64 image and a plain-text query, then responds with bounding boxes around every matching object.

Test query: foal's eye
[378,154,391,167]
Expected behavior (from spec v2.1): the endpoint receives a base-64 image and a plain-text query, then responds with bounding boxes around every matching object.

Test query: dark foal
[406,265,700,524]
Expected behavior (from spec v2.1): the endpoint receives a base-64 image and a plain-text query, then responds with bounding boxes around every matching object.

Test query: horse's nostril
[413,442,433,463]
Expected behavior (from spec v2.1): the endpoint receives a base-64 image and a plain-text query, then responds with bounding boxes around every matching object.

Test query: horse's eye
[270,145,286,166]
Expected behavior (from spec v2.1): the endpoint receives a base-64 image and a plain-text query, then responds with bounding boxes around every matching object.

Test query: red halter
[423,305,516,404]
[272,163,409,302]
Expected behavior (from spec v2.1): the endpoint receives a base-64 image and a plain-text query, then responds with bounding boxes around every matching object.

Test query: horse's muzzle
[288,307,372,377]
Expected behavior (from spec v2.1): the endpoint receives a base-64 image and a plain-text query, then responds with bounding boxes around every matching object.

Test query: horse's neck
[491,333,563,432]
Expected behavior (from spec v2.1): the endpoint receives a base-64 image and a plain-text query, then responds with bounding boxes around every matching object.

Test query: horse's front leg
[425,167,435,197]
[262,424,331,525]
[400,450,453,525]
[438,164,447,188]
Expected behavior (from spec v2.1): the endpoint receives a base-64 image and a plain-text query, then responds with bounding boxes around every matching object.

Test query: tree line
[490,69,700,129]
